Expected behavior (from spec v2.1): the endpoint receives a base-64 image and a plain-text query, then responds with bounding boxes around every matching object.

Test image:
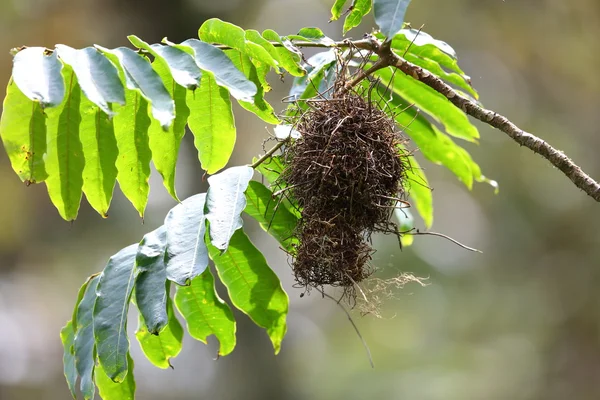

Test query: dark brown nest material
[278,83,410,299]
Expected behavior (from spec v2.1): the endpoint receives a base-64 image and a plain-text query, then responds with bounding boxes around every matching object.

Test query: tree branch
[279,37,600,201]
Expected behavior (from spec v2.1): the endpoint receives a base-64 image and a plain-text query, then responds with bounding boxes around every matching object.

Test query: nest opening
[277,73,413,305]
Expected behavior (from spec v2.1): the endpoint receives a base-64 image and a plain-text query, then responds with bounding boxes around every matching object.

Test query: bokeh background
[1,0,599,399]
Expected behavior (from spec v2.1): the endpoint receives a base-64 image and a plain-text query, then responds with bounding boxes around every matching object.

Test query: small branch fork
[250,37,600,202]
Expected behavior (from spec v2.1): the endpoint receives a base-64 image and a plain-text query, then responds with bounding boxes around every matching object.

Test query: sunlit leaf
[174,268,236,356]
[0,79,48,184]
[343,0,372,34]
[198,18,278,70]
[254,155,285,185]
[96,46,175,129]
[186,72,236,174]
[261,30,305,77]
[74,275,100,400]
[112,89,152,218]
[206,166,254,251]
[95,353,135,400]
[79,96,118,217]
[128,35,201,90]
[60,321,77,399]
[374,0,412,39]
[208,230,288,353]
[244,181,298,251]
[93,244,137,382]
[291,28,335,46]
[56,45,125,115]
[44,65,84,221]
[375,66,479,142]
[331,0,349,21]
[165,193,209,286]
[135,226,168,333]
[147,60,189,201]
[176,39,256,102]
[289,50,336,103]
[226,49,279,124]
[135,298,183,369]
[12,47,64,107]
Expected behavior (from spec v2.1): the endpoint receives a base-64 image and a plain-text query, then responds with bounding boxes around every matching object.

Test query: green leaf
[331,0,349,21]
[74,275,100,400]
[198,18,278,70]
[93,244,137,382]
[405,156,433,227]
[79,96,118,217]
[60,321,78,400]
[0,79,48,184]
[112,89,152,218]
[208,230,288,354]
[291,28,335,46]
[226,50,279,124]
[44,65,84,221]
[128,35,201,90]
[206,166,254,251]
[174,268,236,356]
[12,47,64,107]
[55,45,125,115]
[135,298,183,369]
[244,29,285,75]
[147,60,189,201]
[96,46,175,129]
[254,155,285,185]
[177,39,257,102]
[135,226,168,333]
[244,181,298,251]
[165,193,209,286]
[389,29,466,76]
[186,72,236,174]
[72,274,99,329]
[403,52,477,99]
[95,353,135,400]
[261,30,305,77]
[398,105,478,188]
[374,0,412,39]
[343,0,372,34]
[375,66,479,142]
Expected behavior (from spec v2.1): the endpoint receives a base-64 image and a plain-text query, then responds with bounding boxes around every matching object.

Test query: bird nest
[276,75,413,304]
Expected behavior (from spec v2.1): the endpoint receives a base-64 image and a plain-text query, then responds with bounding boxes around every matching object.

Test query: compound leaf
[261,30,305,77]
[343,0,372,34]
[174,268,236,356]
[60,321,78,399]
[74,275,100,399]
[206,166,254,251]
[55,45,125,115]
[12,47,64,107]
[135,226,168,333]
[244,181,298,251]
[0,79,48,184]
[186,72,236,174]
[165,193,209,286]
[44,65,84,221]
[135,298,183,369]
[208,230,288,354]
[95,353,135,400]
[93,244,138,382]
[374,0,412,39]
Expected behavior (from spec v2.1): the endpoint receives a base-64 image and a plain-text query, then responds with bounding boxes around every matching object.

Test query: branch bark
[281,37,600,202]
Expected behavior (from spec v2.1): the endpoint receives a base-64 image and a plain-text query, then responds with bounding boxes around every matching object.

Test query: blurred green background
[1,0,599,399]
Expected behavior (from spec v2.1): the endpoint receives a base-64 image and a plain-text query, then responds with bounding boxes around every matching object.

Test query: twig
[315,287,375,369]
[407,229,482,253]
[250,141,285,169]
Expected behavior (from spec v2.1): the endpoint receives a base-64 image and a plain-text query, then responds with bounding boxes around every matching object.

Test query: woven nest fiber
[277,81,411,301]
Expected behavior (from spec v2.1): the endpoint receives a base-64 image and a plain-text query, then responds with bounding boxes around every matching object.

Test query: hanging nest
[276,70,413,303]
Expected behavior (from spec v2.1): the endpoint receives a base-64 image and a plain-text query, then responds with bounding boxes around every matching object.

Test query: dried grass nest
[276,79,415,304]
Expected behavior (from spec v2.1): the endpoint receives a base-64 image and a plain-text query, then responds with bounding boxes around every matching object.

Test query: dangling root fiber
[278,74,412,304]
